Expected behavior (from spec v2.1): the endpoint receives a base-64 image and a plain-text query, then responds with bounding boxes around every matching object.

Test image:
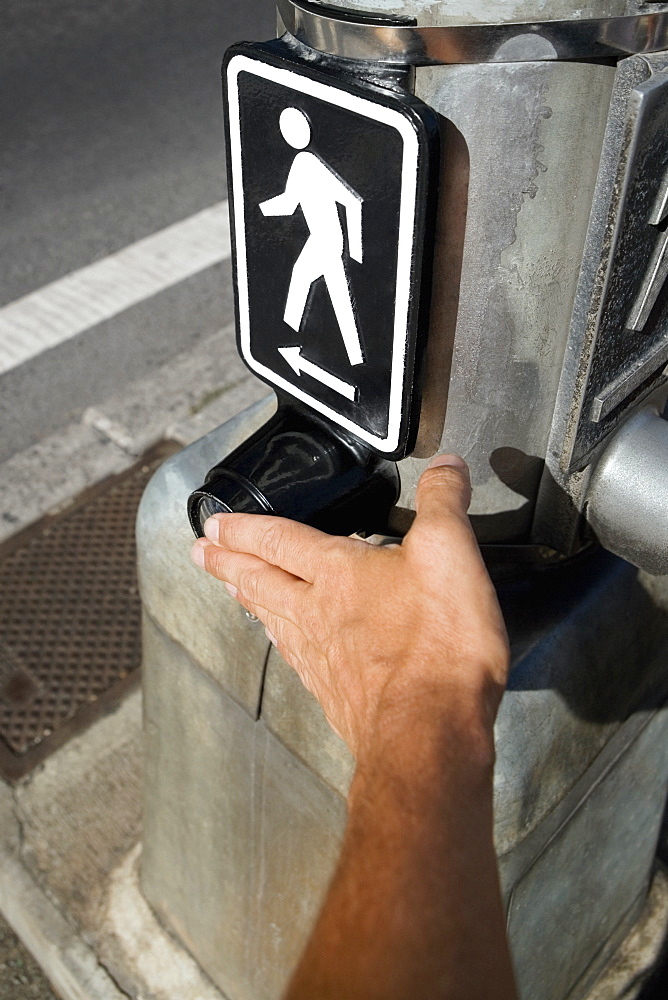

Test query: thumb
[414,454,472,528]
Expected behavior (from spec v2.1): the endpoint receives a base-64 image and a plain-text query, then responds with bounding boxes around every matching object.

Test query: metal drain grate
[0,442,178,780]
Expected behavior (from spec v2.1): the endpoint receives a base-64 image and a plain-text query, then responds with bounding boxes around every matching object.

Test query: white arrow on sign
[278,346,356,401]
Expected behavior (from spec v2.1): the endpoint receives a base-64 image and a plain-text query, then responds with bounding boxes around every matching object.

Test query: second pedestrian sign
[224,42,439,459]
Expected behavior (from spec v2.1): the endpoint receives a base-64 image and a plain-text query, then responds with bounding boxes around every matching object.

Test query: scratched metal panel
[564,66,668,470]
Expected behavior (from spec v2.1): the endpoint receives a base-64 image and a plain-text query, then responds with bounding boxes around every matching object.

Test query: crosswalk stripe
[0,201,231,376]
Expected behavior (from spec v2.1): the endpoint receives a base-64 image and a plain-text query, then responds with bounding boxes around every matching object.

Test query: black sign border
[223,39,439,460]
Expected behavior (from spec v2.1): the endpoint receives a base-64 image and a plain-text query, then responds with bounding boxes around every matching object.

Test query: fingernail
[265,628,278,646]
[427,453,467,470]
[224,582,238,598]
[203,517,220,542]
[190,541,207,568]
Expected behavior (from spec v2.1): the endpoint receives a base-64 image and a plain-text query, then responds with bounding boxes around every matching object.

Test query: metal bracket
[277,0,668,65]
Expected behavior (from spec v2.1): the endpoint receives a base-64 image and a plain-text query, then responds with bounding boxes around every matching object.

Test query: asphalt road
[0,0,275,304]
[0,0,276,458]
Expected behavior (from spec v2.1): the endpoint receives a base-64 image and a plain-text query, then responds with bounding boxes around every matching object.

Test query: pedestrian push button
[188,40,438,539]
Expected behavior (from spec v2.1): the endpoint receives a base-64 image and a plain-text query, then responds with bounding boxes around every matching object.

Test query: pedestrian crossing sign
[224,42,438,458]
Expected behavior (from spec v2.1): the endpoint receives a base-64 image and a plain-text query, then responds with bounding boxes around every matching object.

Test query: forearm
[285,699,517,1000]
[193,457,515,999]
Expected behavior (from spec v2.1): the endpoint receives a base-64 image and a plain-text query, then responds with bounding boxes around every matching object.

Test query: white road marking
[279,345,356,400]
[0,202,231,377]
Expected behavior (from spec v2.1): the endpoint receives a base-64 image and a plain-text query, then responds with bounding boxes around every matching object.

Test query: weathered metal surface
[309,2,662,26]
[396,59,615,541]
[0,444,174,781]
[536,52,668,554]
[560,61,668,472]
[278,0,668,64]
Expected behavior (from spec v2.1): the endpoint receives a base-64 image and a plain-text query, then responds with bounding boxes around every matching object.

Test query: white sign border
[227,52,420,455]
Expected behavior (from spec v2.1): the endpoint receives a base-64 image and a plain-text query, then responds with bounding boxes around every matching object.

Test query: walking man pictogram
[260,107,365,366]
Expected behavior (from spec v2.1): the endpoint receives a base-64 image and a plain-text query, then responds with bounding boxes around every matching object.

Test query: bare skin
[191,454,517,1000]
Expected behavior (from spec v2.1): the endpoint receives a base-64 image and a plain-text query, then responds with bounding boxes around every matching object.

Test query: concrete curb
[0,785,127,1000]
[0,690,228,1000]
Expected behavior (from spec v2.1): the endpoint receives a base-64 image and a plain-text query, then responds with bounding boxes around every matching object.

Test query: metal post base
[138,402,668,1000]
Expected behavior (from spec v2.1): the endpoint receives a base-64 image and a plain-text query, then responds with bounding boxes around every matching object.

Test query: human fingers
[262,610,309,667]
[200,566,308,662]
[412,454,473,534]
[225,587,338,708]
[202,513,348,582]
[260,614,346,741]
[191,539,308,621]
[229,593,319,688]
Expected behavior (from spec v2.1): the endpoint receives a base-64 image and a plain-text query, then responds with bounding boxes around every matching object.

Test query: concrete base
[0,689,665,1000]
[137,404,668,1000]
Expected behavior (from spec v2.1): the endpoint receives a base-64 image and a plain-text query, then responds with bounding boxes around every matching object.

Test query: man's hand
[191,455,517,999]
[191,455,509,763]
